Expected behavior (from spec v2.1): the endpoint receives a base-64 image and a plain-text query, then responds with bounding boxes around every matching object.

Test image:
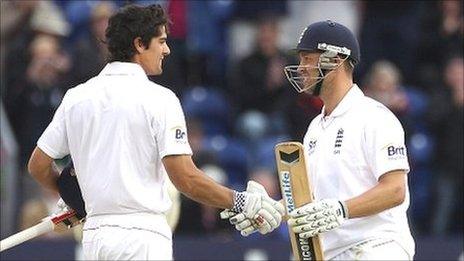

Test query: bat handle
[0,219,54,252]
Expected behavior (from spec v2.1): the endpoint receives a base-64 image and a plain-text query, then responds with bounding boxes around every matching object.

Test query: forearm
[163,155,235,209]
[28,147,59,193]
[345,171,406,218]
[29,162,60,193]
[180,168,235,209]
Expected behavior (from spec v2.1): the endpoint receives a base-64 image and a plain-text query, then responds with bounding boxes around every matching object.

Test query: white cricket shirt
[38,62,192,222]
[303,84,415,259]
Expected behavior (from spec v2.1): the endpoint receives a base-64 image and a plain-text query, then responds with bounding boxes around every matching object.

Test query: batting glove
[288,199,348,238]
[220,181,285,236]
[220,209,258,236]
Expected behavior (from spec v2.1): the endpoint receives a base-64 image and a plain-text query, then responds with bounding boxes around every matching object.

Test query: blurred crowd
[0,0,462,241]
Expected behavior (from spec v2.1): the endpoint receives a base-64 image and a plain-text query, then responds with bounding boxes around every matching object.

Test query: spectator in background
[186,0,234,87]
[229,17,296,141]
[1,0,71,238]
[363,61,409,115]
[0,1,38,90]
[71,1,115,86]
[5,34,71,171]
[358,1,423,84]
[428,55,463,235]
[228,0,288,63]
[2,0,69,100]
[415,0,463,91]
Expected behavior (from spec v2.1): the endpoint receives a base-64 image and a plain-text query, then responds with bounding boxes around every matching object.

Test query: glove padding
[288,199,347,238]
[220,181,285,236]
[56,162,87,219]
[220,209,258,236]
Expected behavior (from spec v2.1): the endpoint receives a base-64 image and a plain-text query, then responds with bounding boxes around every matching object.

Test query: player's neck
[320,78,353,116]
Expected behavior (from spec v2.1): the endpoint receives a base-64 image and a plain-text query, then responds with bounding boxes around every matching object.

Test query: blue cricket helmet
[296,20,360,65]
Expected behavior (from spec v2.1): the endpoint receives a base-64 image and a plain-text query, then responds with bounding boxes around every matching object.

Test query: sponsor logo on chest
[307,139,317,156]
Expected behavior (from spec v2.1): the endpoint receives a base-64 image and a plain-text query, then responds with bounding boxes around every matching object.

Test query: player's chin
[149,67,163,76]
[157,63,163,74]
[303,83,318,95]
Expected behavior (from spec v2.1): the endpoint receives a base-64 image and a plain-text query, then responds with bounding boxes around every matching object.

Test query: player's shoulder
[359,96,395,117]
[61,76,101,102]
[145,81,177,97]
[309,114,323,126]
[358,96,403,128]
[61,80,91,103]
[306,114,323,135]
[142,81,180,106]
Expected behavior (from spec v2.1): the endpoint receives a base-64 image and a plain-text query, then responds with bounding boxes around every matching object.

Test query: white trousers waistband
[83,212,172,240]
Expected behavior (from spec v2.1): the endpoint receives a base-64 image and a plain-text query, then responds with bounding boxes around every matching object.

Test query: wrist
[231,191,247,213]
[338,200,349,219]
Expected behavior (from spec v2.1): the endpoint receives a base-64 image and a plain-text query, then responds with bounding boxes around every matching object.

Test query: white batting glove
[220,209,258,236]
[220,181,285,236]
[288,199,348,238]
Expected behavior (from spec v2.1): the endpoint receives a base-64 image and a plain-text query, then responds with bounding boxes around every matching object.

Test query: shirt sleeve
[37,93,70,159]
[155,93,192,159]
[364,109,410,180]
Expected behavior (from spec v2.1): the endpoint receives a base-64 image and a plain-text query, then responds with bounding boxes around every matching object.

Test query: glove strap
[338,200,349,219]
[231,191,247,213]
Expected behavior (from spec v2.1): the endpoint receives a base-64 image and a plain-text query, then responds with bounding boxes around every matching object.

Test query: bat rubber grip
[0,219,54,252]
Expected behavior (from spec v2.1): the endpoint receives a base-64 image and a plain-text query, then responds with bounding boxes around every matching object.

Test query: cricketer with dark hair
[28,4,284,260]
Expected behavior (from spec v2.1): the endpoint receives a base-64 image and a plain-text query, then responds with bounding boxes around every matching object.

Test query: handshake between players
[57,162,337,240]
[219,181,346,239]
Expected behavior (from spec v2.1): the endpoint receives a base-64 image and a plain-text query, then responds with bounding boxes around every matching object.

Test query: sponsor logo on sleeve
[171,126,187,144]
[382,144,407,160]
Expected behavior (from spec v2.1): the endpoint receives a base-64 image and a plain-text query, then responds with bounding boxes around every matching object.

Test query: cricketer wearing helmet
[224,20,415,260]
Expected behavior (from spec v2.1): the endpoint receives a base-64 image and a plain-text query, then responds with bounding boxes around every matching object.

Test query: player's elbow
[171,175,194,195]
[27,155,40,178]
[27,147,52,179]
[162,155,197,195]
[390,184,406,207]
[379,170,407,208]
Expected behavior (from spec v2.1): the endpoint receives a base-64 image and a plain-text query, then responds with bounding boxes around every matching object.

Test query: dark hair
[105,4,168,62]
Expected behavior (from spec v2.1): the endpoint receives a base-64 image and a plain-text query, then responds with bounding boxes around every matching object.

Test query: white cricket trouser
[82,213,172,260]
[330,238,412,261]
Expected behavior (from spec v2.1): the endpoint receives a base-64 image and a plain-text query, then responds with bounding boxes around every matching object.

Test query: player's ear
[133,37,146,54]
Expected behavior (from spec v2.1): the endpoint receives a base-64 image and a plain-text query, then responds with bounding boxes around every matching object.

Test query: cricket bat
[275,142,324,261]
[0,209,83,252]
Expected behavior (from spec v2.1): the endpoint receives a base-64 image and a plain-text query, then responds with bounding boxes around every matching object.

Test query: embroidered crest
[334,128,344,154]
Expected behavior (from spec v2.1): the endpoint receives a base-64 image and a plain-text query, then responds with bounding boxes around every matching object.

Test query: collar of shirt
[99,62,148,80]
[320,84,364,127]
